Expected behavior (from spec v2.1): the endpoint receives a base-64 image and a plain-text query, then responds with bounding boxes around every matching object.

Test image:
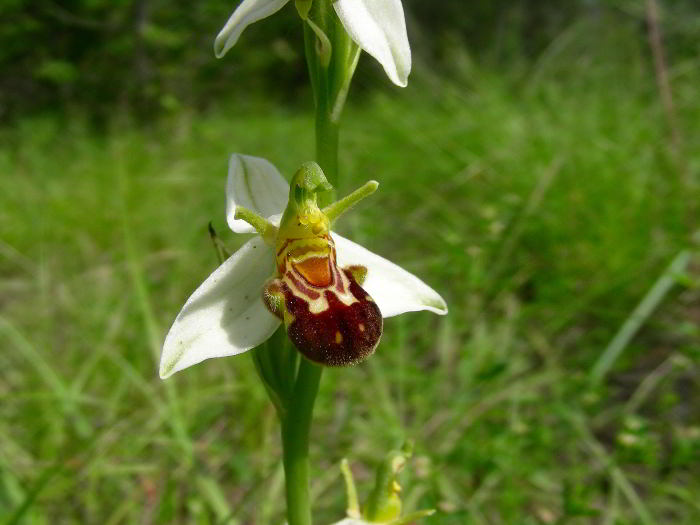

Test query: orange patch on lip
[293,256,332,287]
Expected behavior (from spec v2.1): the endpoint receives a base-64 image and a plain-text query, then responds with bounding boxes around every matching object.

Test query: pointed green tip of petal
[428,296,448,315]
[213,35,228,59]
[159,345,186,379]
[159,361,174,380]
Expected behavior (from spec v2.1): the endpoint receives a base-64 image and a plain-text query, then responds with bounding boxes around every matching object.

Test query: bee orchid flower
[214,0,411,87]
[159,154,446,378]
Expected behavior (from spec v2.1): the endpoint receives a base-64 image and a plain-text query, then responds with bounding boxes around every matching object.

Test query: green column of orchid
[279,2,358,524]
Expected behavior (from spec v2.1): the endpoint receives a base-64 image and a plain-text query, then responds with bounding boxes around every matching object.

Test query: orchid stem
[305,0,339,203]
[278,1,359,521]
[281,358,322,525]
[277,6,347,525]
[315,102,339,198]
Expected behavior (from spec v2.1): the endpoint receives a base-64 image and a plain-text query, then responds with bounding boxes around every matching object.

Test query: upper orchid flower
[159,154,446,378]
[214,0,411,87]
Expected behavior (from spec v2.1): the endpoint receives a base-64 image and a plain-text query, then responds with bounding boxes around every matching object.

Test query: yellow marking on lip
[335,331,343,344]
[358,323,365,332]
[288,245,330,263]
[277,237,333,267]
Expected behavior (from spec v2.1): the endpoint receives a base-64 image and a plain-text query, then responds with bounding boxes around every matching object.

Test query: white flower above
[214,0,412,87]
[159,154,446,378]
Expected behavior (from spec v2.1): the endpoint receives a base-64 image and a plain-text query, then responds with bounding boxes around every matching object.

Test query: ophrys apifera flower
[159,155,446,378]
[214,0,411,87]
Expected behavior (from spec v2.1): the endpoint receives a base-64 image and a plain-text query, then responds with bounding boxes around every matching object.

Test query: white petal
[333,233,447,318]
[334,0,411,87]
[226,153,289,233]
[329,519,370,525]
[214,0,290,58]
[160,237,281,378]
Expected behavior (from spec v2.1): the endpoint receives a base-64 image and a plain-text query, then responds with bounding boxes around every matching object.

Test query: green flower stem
[281,358,322,525]
[304,0,341,200]
[315,97,339,196]
[278,3,357,523]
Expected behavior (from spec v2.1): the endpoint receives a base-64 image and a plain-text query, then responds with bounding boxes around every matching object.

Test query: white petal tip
[214,26,237,58]
[392,73,409,88]
[397,295,448,317]
[159,367,172,380]
[334,0,411,87]
[214,0,289,58]
[385,60,410,87]
[159,339,190,379]
[428,299,448,316]
[158,237,280,380]
[213,40,227,59]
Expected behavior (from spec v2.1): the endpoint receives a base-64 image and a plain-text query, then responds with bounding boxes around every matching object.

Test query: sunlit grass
[1,29,698,523]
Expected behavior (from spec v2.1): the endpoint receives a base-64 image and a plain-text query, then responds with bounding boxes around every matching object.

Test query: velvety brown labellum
[265,236,383,366]
[282,269,382,366]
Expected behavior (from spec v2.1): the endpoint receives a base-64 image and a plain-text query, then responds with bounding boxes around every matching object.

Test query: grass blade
[4,463,62,525]
[590,250,691,384]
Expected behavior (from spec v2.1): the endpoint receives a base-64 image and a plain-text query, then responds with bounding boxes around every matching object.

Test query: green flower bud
[335,443,435,525]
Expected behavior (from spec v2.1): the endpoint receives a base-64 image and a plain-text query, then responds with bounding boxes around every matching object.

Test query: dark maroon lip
[281,268,382,367]
[266,234,382,367]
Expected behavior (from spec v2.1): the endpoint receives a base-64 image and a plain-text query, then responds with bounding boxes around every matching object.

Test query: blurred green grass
[1,21,699,524]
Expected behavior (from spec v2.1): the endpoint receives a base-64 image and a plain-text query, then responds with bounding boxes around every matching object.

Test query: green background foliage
[3,0,699,121]
[1,1,699,523]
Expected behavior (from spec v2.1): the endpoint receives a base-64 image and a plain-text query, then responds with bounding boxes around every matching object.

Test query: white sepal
[160,237,281,378]
[215,0,290,58]
[226,153,290,233]
[333,0,411,87]
[333,233,447,318]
